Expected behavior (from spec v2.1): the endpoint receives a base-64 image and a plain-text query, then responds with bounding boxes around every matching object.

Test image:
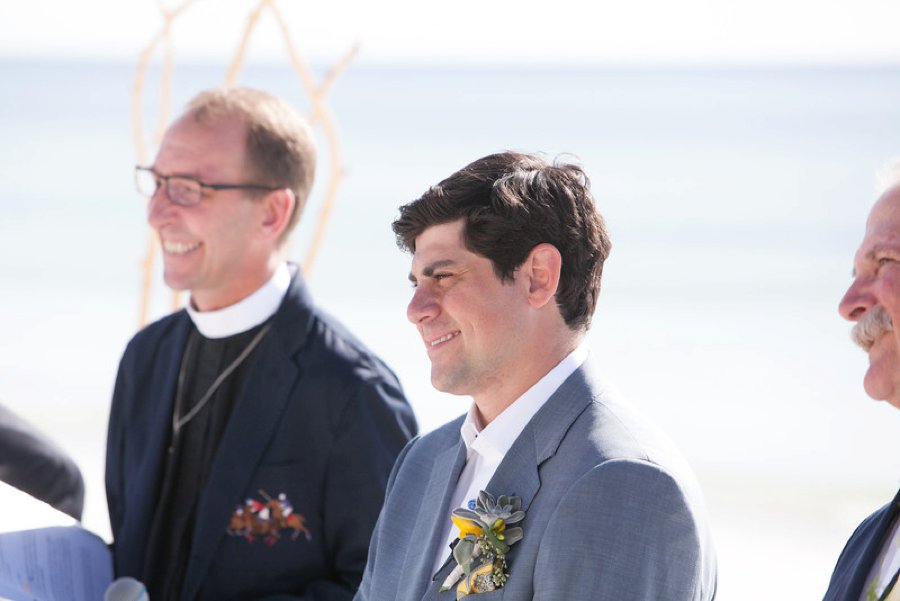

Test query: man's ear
[524,243,562,308]
[259,188,296,242]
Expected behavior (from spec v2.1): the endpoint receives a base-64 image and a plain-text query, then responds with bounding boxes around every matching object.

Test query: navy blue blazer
[106,271,417,601]
[823,488,900,601]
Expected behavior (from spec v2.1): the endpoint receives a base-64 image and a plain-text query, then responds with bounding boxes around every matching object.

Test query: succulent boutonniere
[440,491,524,599]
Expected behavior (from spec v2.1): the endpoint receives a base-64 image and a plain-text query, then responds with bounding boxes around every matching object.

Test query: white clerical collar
[460,343,590,461]
[186,263,291,339]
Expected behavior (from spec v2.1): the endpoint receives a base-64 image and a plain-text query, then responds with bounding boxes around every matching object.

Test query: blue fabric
[823,489,900,601]
[106,270,417,601]
[356,363,717,601]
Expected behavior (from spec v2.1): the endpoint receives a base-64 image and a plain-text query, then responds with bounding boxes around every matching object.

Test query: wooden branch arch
[132,0,354,326]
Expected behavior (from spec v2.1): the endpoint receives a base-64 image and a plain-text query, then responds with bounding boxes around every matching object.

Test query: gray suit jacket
[356,361,717,601]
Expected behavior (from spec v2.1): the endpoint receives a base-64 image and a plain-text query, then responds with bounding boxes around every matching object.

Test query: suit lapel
[853,490,900,601]
[486,362,594,511]
[141,314,191,498]
[179,271,313,601]
[124,314,191,575]
[421,556,465,601]
[418,439,543,601]
[400,439,468,601]
[420,363,596,601]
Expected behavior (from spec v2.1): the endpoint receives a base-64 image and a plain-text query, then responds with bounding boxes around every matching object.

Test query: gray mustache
[852,305,894,351]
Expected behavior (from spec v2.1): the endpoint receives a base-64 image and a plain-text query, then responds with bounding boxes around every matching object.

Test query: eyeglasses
[134,166,278,207]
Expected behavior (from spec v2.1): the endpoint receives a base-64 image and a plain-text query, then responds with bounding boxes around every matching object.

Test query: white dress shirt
[186,263,291,338]
[430,344,589,575]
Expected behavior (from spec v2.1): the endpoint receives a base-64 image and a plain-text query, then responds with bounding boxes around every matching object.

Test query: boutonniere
[440,490,524,599]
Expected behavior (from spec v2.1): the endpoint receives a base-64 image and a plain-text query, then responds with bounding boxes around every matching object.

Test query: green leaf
[476,490,496,511]
[452,508,482,521]
[453,538,476,569]
[503,527,523,545]
[505,510,525,524]
[484,530,510,555]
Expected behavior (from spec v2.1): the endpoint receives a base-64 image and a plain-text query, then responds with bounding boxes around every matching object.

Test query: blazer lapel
[418,440,543,601]
[179,271,313,601]
[486,362,595,512]
[421,556,466,601]
[837,489,900,601]
[400,439,468,601]
[121,314,191,575]
[420,363,596,601]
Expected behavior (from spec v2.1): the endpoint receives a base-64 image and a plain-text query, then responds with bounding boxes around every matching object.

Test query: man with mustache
[823,163,900,601]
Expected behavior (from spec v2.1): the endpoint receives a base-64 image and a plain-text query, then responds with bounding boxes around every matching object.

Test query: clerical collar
[459,343,590,459]
[186,263,291,339]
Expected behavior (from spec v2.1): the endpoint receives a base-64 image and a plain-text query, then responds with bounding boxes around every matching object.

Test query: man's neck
[474,333,585,425]
[190,254,286,312]
[187,262,291,338]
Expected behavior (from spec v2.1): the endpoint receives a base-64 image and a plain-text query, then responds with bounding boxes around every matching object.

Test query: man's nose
[407,284,438,325]
[146,184,176,229]
[839,277,874,322]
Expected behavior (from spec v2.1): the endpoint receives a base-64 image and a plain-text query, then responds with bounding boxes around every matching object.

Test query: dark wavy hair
[392,152,611,331]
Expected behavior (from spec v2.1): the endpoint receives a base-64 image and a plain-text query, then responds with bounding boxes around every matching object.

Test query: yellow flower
[451,514,483,539]
[455,561,497,599]
[442,492,524,596]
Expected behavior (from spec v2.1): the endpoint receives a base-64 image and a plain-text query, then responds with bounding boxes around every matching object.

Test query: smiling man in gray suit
[356,152,717,601]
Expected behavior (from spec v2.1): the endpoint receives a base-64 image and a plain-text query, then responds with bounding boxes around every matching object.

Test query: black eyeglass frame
[134,166,278,206]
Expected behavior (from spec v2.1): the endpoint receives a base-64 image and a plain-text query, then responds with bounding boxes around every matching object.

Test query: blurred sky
[2,0,900,66]
[2,3,900,600]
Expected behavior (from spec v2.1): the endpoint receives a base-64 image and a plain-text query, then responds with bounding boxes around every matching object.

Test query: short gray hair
[876,158,900,195]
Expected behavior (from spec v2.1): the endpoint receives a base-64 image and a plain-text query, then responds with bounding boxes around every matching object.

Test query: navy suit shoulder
[280,299,410,432]
[114,309,188,394]
[823,490,900,601]
[107,272,417,601]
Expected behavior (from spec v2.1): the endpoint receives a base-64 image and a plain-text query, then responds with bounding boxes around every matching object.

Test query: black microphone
[103,577,150,601]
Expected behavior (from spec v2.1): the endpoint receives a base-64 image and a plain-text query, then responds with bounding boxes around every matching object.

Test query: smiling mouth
[429,331,460,347]
[162,240,202,255]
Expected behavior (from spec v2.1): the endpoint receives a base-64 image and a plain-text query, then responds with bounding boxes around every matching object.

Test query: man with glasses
[107,87,417,601]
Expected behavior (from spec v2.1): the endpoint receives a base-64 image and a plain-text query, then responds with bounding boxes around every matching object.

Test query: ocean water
[2,58,900,599]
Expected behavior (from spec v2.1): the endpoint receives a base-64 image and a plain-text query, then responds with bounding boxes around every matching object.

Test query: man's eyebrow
[865,243,900,260]
[852,243,900,276]
[409,259,457,282]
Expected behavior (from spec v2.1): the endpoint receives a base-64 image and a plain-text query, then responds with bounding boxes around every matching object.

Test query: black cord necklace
[171,322,273,437]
